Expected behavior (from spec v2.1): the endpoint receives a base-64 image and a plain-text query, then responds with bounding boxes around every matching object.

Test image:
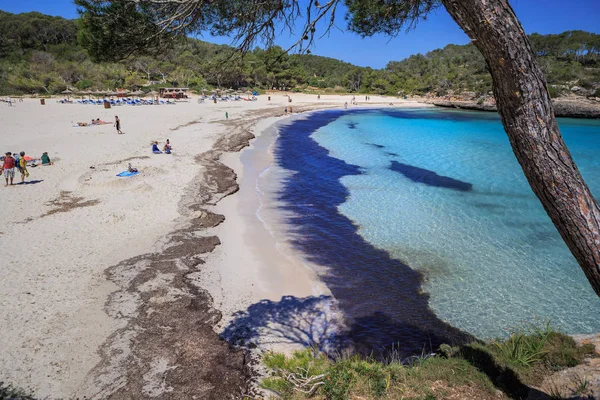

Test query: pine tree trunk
[441,0,600,296]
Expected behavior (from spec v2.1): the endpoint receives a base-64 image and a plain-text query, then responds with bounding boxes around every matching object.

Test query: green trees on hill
[0,10,598,97]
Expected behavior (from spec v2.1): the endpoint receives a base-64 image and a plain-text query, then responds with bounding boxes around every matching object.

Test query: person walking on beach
[344,102,348,109]
[3,152,15,186]
[225,111,228,120]
[114,115,122,134]
[18,151,29,183]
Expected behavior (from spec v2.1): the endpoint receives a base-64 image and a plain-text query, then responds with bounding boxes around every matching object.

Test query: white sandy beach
[0,94,429,398]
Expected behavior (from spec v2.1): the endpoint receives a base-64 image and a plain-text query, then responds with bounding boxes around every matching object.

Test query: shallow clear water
[304,108,600,339]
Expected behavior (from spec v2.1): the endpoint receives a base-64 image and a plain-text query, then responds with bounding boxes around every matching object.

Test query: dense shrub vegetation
[261,324,596,399]
[0,10,598,96]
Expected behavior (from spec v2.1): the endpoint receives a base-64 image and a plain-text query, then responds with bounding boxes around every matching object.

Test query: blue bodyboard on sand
[116,171,139,177]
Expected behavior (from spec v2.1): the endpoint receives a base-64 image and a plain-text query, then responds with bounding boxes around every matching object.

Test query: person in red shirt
[3,152,16,186]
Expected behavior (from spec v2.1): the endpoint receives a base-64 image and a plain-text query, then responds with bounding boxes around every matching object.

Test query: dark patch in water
[272,110,473,358]
[471,202,505,210]
[527,230,561,244]
[366,142,386,149]
[390,161,473,192]
[385,151,399,157]
[380,108,500,123]
[347,121,358,129]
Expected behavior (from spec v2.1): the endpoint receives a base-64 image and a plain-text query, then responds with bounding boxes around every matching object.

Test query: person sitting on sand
[91,119,98,125]
[41,152,52,166]
[18,151,29,183]
[128,163,138,173]
[163,139,172,154]
[152,141,162,154]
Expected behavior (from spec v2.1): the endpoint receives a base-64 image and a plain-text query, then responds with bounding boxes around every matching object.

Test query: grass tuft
[490,321,552,368]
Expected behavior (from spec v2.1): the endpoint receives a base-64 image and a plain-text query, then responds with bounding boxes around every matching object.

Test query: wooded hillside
[0,10,598,97]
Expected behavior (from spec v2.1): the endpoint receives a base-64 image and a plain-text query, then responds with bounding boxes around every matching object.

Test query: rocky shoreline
[426,97,600,119]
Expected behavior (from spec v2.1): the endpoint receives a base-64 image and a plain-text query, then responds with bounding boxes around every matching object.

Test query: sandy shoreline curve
[0,95,430,398]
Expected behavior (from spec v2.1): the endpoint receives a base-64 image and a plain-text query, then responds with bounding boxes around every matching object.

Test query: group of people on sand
[76,116,122,134]
[77,118,111,127]
[2,151,52,186]
[152,139,172,154]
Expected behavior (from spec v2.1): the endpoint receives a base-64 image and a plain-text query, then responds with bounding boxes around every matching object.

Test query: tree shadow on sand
[222,295,469,360]
[221,296,557,399]
[221,295,339,353]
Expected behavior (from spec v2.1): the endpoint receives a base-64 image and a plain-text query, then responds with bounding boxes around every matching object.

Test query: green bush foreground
[261,324,596,400]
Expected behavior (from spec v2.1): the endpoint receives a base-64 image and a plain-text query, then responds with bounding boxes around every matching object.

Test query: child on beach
[152,141,162,154]
[3,152,15,186]
[18,151,29,183]
[163,139,172,154]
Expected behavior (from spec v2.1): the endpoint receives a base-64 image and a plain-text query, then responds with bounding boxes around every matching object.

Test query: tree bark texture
[441,0,600,296]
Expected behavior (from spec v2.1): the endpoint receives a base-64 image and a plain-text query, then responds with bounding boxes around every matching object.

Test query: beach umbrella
[61,89,73,99]
[146,90,159,101]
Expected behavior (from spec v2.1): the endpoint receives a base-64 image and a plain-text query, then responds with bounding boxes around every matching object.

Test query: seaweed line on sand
[81,106,323,399]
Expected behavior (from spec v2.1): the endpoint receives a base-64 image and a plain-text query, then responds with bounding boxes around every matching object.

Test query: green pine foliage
[0,10,598,96]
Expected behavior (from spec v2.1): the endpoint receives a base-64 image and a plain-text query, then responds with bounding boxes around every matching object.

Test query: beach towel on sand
[116,171,139,177]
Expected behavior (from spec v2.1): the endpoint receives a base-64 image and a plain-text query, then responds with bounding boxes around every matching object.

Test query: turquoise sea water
[305,108,600,339]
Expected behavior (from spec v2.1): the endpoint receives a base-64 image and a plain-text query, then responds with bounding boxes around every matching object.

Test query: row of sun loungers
[65,98,177,106]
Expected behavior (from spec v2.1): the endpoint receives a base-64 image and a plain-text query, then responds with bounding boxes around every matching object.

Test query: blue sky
[1,0,599,68]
